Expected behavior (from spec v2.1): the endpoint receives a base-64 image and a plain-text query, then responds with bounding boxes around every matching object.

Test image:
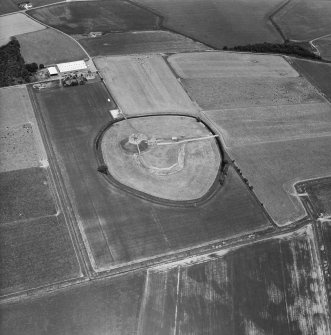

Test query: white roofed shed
[56,60,87,73]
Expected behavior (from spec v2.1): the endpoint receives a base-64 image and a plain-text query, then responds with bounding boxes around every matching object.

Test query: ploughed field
[29,79,272,272]
[27,0,159,35]
[0,86,82,297]
[79,31,209,57]
[132,0,283,48]
[1,225,329,335]
[169,52,331,226]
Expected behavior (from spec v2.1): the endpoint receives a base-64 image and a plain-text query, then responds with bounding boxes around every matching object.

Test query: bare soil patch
[101,116,221,201]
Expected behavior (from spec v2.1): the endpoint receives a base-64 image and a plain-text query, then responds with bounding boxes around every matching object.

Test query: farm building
[47,66,58,76]
[56,60,87,74]
[18,2,32,9]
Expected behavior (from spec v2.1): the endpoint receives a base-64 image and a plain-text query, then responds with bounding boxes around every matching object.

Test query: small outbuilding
[47,66,58,76]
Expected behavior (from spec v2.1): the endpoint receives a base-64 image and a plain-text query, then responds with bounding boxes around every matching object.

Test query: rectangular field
[0,13,45,46]
[167,52,298,79]
[0,214,82,297]
[133,0,283,48]
[16,28,87,65]
[139,225,330,334]
[79,31,209,57]
[94,55,198,116]
[30,81,272,271]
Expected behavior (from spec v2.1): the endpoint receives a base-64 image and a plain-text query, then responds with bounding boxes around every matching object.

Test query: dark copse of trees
[224,41,321,60]
[0,38,40,88]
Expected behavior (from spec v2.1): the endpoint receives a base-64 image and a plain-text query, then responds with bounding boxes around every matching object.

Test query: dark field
[291,59,331,102]
[0,167,56,223]
[27,0,159,35]
[0,271,145,335]
[0,214,82,297]
[0,0,18,15]
[3,226,328,334]
[30,81,272,271]
[305,178,331,217]
[315,36,331,61]
[140,226,330,334]
[79,31,209,57]
[133,0,283,48]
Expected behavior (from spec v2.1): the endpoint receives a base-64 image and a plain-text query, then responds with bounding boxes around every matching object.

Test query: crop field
[2,225,327,334]
[15,28,87,65]
[0,271,146,335]
[273,0,331,41]
[79,31,209,57]
[30,80,271,271]
[168,52,299,79]
[0,13,45,47]
[94,55,198,116]
[140,225,330,334]
[27,0,159,35]
[291,59,331,101]
[181,76,323,110]
[0,167,56,223]
[101,116,221,201]
[133,0,283,48]
[315,36,331,61]
[0,214,82,297]
[0,0,18,15]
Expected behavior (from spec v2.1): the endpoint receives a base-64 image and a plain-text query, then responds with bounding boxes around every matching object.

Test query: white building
[47,66,58,76]
[56,60,87,74]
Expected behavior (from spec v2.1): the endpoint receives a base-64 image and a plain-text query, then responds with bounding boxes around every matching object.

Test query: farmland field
[168,52,299,79]
[132,0,283,48]
[0,167,56,223]
[0,0,18,15]
[16,28,87,65]
[94,55,198,116]
[0,214,82,297]
[27,0,159,35]
[30,80,271,271]
[314,36,331,61]
[101,116,221,201]
[181,76,322,110]
[273,0,331,41]
[291,59,331,101]
[79,31,209,57]
[0,271,146,335]
[0,13,45,46]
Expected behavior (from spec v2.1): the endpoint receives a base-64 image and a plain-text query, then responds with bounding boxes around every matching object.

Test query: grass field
[182,76,323,110]
[0,0,18,15]
[291,59,331,101]
[168,52,299,79]
[273,0,331,41]
[30,81,271,271]
[140,225,330,334]
[0,167,56,223]
[16,28,87,65]
[0,271,145,334]
[314,36,331,61]
[94,55,198,116]
[305,178,331,217]
[133,0,283,48]
[101,116,221,201]
[0,214,82,297]
[27,0,159,35]
[0,13,45,46]
[79,30,209,57]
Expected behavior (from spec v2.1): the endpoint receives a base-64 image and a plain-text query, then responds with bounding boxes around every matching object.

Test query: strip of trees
[0,38,41,87]
[223,41,321,60]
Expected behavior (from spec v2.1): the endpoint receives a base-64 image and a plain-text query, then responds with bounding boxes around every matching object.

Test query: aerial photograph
[0,0,331,334]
